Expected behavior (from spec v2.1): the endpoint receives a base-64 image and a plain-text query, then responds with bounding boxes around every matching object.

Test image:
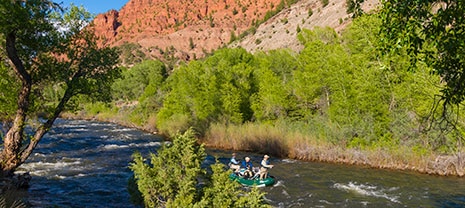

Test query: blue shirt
[241,160,253,169]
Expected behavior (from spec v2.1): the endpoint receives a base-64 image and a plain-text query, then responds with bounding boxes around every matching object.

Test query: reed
[205,122,289,157]
[203,121,464,176]
[156,114,191,137]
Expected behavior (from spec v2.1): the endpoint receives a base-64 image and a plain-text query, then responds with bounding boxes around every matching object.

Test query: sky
[54,0,128,15]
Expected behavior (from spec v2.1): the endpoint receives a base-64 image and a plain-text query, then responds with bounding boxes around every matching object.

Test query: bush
[321,0,329,7]
[129,129,270,207]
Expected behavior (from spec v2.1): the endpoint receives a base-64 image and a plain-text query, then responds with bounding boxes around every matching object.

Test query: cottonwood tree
[379,0,465,112]
[0,1,120,176]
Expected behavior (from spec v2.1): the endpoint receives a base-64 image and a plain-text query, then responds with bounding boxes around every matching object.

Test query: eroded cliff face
[92,0,283,63]
[93,10,120,46]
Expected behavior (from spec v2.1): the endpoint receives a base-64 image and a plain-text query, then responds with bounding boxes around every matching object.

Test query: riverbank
[60,112,465,177]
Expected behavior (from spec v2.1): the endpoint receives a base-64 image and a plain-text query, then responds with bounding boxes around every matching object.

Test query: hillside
[230,0,379,52]
[91,0,379,65]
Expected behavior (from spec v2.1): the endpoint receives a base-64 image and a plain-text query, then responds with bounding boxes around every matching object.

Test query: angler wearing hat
[229,153,241,172]
[241,156,254,178]
[260,154,274,180]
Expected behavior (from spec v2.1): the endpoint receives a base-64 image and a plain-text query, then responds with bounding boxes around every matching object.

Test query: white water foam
[100,144,129,150]
[281,159,298,163]
[273,180,285,187]
[281,189,290,197]
[111,128,134,132]
[33,153,46,157]
[99,141,163,150]
[75,173,88,177]
[52,174,67,180]
[333,182,401,204]
[60,124,88,129]
[22,160,82,169]
[130,141,164,147]
[89,122,113,127]
[318,199,334,205]
[19,158,83,177]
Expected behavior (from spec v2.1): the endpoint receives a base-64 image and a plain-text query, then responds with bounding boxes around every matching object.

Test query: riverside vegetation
[129,129,269,207]
[63,12,465,177]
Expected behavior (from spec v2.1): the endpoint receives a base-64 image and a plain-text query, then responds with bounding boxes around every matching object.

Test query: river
[9,119,465,207]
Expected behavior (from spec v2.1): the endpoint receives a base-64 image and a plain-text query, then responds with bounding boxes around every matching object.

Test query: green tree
[209,48,256,123]
[0,1,120,176]
[295,26,396,143]
[156,48,256,135]
[129,129,269,208]
[341,14,450,149]
[112,60,166,102]
[251,50,298,121]
[379,1,465,106]
[0,64,19,121]
[292,27,343,120]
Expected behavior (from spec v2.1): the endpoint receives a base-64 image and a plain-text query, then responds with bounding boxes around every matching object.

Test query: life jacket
[241,161,252,169]
[261,160,270,169]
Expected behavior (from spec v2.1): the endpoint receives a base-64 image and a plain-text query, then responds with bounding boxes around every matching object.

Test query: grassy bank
[203,122,465,177]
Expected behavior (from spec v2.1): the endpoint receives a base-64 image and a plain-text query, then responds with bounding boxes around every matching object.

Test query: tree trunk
[1,30,81,176]
[1,87,30,176]
[1,32,32,177]
[19,87,73,164]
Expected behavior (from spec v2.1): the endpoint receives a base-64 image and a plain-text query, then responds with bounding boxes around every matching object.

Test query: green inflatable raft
[229,172,276,187]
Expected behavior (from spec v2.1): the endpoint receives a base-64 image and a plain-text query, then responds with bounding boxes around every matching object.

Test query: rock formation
[92,0,284,64]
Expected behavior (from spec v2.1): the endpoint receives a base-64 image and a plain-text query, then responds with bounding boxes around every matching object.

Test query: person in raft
[260,154,274,180]
[229,153,240,172]
[241,156,254,178]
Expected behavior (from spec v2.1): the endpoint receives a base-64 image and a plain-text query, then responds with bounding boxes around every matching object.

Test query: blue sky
[54,0,128,15]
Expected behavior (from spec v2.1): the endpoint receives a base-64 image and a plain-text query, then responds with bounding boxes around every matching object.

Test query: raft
[229,172,275,187]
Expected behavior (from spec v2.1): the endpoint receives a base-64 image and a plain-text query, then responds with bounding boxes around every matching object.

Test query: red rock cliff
[92,0,283,62]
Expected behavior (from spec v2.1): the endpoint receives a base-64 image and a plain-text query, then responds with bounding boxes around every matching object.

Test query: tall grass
[203,120,461,175]
[204,119,341,158]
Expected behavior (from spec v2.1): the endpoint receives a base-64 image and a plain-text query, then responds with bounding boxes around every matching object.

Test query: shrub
[321,0,329,7]
[129,129,270,207]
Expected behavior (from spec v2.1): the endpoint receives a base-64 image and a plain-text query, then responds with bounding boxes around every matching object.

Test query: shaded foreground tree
[129,129,269,208]
[0,1,119,176]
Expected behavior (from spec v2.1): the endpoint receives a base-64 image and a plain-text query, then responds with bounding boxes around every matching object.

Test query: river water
[9,119,465,207]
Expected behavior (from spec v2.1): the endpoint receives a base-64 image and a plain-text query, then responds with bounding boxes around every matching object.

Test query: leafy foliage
[251,50,298,121]
[156,48,256,135]
[0,64,19,121]
[379,0,465,105]
[129,128,269,208]
[0,1,120,174]
[112,60,166,102]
